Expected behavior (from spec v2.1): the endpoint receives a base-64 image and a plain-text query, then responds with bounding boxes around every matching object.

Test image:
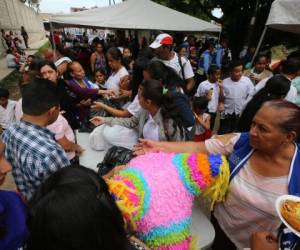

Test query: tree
[20,0,40,12]
[153,0,274,58]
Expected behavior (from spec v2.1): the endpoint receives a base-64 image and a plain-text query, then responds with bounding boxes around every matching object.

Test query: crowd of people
[2,27,29,69]
[0,30,300,250]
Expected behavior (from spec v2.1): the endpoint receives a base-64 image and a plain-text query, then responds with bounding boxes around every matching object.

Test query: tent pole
[50,22,56,53]
[251,26,268,65]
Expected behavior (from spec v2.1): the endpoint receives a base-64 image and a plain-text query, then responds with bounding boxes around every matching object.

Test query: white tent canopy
[50,0,221,32]
[266,0,300,34]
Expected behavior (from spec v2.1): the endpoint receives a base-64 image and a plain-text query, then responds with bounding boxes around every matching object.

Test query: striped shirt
[2,121,70,200]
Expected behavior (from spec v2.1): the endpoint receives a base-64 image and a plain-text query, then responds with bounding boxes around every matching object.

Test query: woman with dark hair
[37,61,80,129]
[104,47,130,94]
[25,166,148,250]
[134,100,300,249]
[90,79,186,145]
[238,75,291,132]
[143,61,195,128]
[90,42,106,74]
[89,57,149,151]
[91,57,149,117]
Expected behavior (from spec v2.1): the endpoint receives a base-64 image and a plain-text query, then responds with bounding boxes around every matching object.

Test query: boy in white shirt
[219,60,254,134]
[195,65,223,129]
[0,88,16,132]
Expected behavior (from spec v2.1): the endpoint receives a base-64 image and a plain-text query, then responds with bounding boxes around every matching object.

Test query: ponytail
[238,75,291,132]
[140,80,185,139]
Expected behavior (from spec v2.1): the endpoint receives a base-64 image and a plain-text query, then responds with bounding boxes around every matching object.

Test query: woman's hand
[119,89,132,99]
[106,89,117,97]
[250,231,278,250]
[73,144,85,156]
[79,98,92,107]
[89,116,105,127]
[133,139,162,155]
[91,101,104,110]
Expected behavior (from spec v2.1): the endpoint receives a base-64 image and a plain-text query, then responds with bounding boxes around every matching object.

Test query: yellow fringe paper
[202,156,230,210]
[106,178,140,230]
[189,236,199,250]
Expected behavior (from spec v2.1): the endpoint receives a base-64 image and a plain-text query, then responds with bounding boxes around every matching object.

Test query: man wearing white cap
[150,33,195,93]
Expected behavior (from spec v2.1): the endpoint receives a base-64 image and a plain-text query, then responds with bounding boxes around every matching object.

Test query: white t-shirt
[195,80,220,113]
[223,76,254,115]
[104,67,128,92]
[248,76,297,103]
[127,95,142,117]
[158,52,194,80]
[0,100,16,129]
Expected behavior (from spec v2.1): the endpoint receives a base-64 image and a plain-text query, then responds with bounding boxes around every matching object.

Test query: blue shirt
[2,121,70,200]
[0,191,27,250]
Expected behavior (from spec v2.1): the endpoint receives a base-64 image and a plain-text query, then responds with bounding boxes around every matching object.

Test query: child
[94,69,107,89]
[0,88,16,132]
[218,60,254,134]
[195,65,223,129]
[192,96,212,142]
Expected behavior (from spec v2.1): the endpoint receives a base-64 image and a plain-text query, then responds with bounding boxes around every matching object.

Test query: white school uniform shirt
[0,100,16,129]
[223,76,254,115]
[158,52,194,80]
[104,66,128,93]
[127,95,142,117]
[247,76,297,103]
[195,80,220,113]
[143,113,160,141]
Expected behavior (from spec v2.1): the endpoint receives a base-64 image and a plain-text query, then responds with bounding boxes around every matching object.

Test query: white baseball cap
[149,33,173,49]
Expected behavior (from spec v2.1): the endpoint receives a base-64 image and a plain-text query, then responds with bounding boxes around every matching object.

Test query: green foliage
[153,0,275,57]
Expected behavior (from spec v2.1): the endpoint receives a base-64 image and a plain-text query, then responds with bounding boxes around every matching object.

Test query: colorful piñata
[106,152,229,250]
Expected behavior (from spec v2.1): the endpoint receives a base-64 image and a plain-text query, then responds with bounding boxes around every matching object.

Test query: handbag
[97,146,133,176]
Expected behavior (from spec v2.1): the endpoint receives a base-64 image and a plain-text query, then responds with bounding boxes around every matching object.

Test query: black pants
[22,35,29,48]
[211,214,237,250]
[218,113,239,135]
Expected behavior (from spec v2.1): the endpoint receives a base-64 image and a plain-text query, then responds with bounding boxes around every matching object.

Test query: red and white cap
[149,33,173,49]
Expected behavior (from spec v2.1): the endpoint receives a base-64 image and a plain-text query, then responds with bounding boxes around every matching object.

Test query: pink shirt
[15,99,75,160]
